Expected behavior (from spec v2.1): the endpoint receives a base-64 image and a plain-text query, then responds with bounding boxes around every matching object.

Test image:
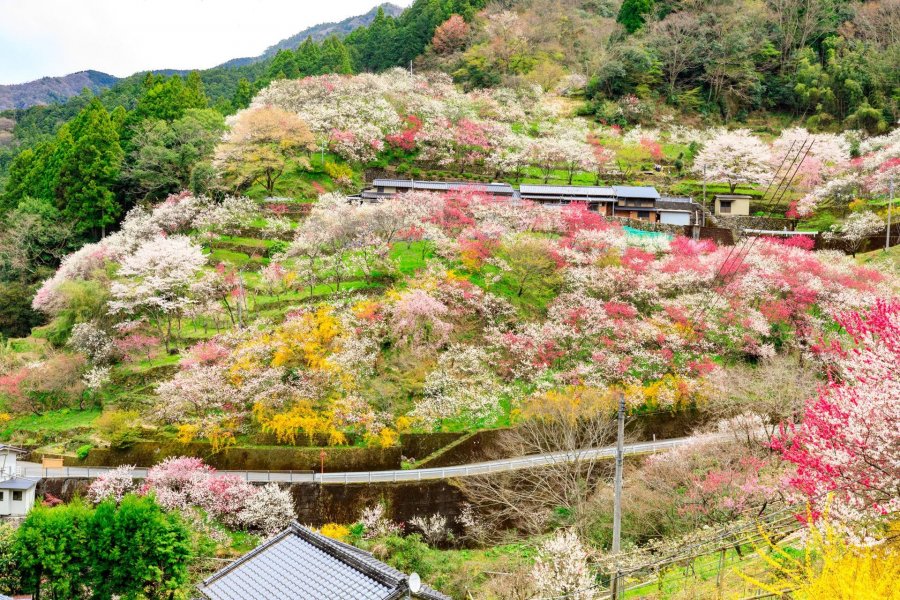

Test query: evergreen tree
[268,49,300,80]
[232,77,254,110]
[183,70,209,109]
[320,36,354,75]
[296,37,322,75]
[57,99,124,236]
[617,0,655,34]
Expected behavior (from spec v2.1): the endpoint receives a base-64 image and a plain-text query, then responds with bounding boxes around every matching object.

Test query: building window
[12,491,22,501]
[0,491,4,501]
[637,211,650,219]
[720,200,732,214]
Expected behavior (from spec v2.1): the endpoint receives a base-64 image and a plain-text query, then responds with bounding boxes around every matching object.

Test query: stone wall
[37,478,466,530]
[61,442,402,472]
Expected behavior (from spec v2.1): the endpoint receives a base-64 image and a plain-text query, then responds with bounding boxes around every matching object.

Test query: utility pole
[886,175,894,251]
[610,390,625,600]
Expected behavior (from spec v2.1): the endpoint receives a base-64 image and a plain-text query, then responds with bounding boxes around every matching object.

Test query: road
[20,435,702,484]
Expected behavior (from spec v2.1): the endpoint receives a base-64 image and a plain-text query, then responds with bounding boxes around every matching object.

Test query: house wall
[659,211,691,225]
[0,487,34,517]
[714,197,751,216]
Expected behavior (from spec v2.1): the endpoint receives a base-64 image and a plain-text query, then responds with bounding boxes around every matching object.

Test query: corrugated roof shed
[0,478,37,490]
[197,522,450,600]
[613,186,661,199]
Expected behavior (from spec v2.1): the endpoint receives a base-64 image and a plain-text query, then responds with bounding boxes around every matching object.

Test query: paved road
[20,435,703,484]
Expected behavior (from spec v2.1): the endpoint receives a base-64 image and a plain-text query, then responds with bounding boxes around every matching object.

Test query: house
[612,186,661,222]
[518,184,616,214]
[0,445,36,518]
[197,522,451,600]
[361,179,515,202]
[656,196,701,226]
[714,194,752,216]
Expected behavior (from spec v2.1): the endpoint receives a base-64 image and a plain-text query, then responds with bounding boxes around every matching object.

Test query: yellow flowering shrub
[319,523,351,542]
[740,508,900,600]
[255,401,347,447]
[176,423,199,444]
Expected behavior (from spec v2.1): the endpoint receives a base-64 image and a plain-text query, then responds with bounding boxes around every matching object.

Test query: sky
[0,0,412,85]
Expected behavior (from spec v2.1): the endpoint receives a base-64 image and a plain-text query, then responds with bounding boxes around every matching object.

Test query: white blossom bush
[409,513,450,545]
[87,465,136,504]
[359,503,403,539]
[69,322,118,365]
[237,483,295,536]
[192,196,259,235]
[82,366,112,391]
[530,529,597,599]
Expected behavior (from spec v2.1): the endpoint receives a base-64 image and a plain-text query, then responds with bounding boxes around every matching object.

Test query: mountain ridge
[0,3,404,110]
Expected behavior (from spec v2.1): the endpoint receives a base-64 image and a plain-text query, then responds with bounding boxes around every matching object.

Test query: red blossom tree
[432,14,470,54]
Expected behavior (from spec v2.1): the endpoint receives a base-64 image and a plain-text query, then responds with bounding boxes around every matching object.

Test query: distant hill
[2,3,404,110]
[0,70,119,110]
[219,3,404,68]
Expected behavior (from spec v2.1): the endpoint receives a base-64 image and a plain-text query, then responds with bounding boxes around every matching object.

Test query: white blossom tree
[109,235,206,351]
[693,129,772,192]
[530,529,597,599]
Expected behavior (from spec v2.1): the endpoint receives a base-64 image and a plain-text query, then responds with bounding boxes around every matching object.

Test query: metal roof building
[197,522,450,600]
[613,185,661,199]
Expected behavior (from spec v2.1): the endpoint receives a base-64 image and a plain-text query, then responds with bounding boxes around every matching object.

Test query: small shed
[714,194,752,216]
[197,522,451,600]
[0,478,37,517]
[0,444,26,480]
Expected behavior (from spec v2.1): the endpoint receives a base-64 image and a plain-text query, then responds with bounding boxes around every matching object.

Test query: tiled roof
[519,184,615,197]
[0,445,27,454]
[372,179,514,193]
[656,197,700,211]
[613,186,661,199]
[197,522,450,600]
[0,478,37,490]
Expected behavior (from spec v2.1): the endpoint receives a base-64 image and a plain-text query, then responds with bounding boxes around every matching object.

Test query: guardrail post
[441,468,445,478]
[344,472,348,485]
[267,470,271,482]
[418,471,422,481]
[393,471,397,482]
[368,471,372,484]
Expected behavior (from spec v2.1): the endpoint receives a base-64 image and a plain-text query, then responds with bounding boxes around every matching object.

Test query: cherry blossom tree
[215,106,316,194]
[693,129,772,192]
[432,14,470,54]
[108,235,206,351]
[530,529,597,599]
[775,300,900,530]
[88,465,136,504]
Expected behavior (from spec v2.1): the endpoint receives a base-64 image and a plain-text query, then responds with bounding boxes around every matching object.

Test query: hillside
[0,70,119,110]
[0,1,898,598]
[220,3,406,68]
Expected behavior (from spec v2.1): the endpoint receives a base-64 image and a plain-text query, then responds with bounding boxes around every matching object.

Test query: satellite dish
[408,572,422,594]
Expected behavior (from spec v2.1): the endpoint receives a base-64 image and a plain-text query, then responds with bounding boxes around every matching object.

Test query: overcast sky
[0,0,412,85]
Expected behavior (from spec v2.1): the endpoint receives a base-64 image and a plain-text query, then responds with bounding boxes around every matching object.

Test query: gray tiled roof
[197,523,450,600]
[613,186,661,199]
[0,445,27,454]
[519,184,615,198]
[372,179,514,193]
[0,478,37,490]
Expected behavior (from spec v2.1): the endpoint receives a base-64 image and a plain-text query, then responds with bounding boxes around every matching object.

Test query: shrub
[76,444,92,460]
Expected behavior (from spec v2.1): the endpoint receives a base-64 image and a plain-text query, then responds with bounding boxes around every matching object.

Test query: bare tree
[850,0,900,48]
[650,12,703,99]
[767,0,836,69]
[460,387,620,536]
[706,355,820,445]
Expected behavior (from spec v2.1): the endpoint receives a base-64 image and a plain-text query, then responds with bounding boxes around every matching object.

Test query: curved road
[19,435,704,484]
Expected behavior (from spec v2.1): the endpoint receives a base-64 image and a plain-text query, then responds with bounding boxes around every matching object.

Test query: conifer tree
[57,99,124,237]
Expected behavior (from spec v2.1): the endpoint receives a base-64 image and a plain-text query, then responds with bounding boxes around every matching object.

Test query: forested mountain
[0,70,119,110]
[219,3,406,68]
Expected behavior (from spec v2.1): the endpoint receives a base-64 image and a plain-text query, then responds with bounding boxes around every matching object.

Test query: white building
[0,445,36,517]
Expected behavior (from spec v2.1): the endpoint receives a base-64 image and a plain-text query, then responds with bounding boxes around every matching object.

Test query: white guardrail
[21,436,698,484]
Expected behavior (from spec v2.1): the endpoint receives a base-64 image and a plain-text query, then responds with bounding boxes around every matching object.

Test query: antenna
[408,572,422,595]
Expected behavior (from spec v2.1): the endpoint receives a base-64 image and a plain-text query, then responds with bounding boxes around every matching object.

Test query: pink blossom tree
[775,300,900,528]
